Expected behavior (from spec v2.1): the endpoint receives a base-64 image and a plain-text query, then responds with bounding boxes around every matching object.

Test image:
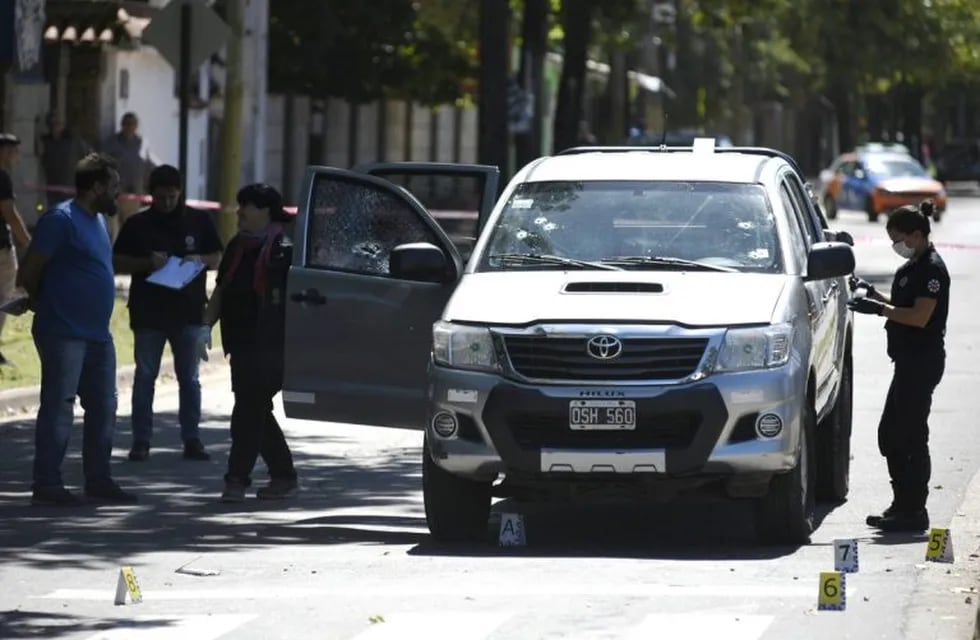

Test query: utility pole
[218,0,245,243]
[478,0,510,179]
[177,1,191,194]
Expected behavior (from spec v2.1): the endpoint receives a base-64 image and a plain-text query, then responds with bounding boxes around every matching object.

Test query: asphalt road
[2,192,980,639]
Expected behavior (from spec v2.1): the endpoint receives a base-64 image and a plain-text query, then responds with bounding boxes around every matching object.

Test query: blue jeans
[131,326,202,445]
[33,335,117,490]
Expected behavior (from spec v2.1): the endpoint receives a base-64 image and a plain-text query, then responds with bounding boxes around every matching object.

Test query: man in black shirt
[114,165,223,461]
[0,133,33,365]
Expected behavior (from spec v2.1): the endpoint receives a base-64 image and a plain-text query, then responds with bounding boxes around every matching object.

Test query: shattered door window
[367,173,485,261]
[307,176,440,276]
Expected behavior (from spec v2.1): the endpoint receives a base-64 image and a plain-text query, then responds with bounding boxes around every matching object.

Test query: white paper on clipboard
[146,257,205,290]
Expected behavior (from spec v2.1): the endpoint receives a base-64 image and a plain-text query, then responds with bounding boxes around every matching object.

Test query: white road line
[348,612,509,640]
[623,613,773,640]
[82,614,256,640]
[40,582,848,601]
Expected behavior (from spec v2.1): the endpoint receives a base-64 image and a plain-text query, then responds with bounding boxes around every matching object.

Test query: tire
[817,353,852,503]
[823,195,838,220]
[423,439,492,542]
[865,196,878,222]
[755,398,816,545]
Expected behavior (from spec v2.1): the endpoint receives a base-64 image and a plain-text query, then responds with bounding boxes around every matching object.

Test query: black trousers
[225,347,296,486]
[878,350,945,512]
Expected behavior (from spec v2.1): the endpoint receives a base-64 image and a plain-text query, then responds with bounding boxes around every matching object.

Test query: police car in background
[281,140,856,546]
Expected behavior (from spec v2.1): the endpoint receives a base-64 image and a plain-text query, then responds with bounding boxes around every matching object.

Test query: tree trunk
[478,0,510,177]
[515,0,549,168]
[902,86,924,160]
[866,94,885,141]
[553,0,593,152]
[829,81,854,152]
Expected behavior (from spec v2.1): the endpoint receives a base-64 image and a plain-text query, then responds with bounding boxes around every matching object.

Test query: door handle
[290,288,327,306]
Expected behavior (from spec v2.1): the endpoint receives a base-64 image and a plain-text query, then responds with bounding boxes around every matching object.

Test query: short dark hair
[75,153,118,193]
[237,183,287,221]
[121,112,138,125]
[149,164,181,191]
[886,199,934,237]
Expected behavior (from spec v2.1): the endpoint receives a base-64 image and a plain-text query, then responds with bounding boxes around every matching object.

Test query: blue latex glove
[196,325,212,361]
[847,298,884,316]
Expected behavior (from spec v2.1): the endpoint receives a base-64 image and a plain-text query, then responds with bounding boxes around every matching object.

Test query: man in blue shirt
[18,153,137,506]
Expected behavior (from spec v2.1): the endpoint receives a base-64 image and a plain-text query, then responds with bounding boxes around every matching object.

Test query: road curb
[0,347,226,417]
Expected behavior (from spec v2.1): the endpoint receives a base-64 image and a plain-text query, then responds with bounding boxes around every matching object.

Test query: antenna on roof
[659,113,669,150]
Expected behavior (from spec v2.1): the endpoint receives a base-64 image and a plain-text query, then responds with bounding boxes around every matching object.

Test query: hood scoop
[563,281,665,293]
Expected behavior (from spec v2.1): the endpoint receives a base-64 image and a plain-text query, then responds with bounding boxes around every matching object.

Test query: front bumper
[873,191,947,214]
[426,363,804,484]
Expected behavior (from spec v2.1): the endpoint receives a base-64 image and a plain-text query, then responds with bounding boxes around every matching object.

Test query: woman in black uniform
[848,200,949,532]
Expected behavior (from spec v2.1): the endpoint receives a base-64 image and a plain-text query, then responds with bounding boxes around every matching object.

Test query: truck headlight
[715,323,793,372]
[432,321,499,372]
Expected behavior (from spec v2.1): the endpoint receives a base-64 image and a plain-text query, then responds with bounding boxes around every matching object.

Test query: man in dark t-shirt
[113,165,223,462]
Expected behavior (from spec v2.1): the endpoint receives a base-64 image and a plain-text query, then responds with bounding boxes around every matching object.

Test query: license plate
[569,400,637,430]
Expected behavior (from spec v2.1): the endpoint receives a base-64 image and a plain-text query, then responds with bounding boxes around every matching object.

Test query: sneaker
[873,509,929,533]
[31,486,84,507]
[85,481,139,504]
[128,441,150,462]
[865,503,898,527]
[182,439,211,461]
[256,478,298,500]
[221,481,247,503]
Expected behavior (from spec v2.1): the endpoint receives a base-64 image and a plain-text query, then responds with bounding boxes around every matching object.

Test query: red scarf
[222,223,284,297]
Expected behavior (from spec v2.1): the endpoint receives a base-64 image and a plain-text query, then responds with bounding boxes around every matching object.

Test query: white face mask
[892,240,915,260]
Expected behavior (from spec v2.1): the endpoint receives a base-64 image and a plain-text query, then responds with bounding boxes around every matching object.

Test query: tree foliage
[268,0,475,105]
[266,0,980,150]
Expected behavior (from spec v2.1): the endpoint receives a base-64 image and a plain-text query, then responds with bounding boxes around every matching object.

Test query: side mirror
[823,230,854,246]
[805,242,855,281]
[390,242,453,283]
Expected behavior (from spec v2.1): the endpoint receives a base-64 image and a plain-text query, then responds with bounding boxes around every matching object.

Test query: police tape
[22,182,480,221]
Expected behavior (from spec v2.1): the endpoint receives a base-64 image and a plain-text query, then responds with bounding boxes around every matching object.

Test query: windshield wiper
[601,255,738,272]
[489,253,623,271]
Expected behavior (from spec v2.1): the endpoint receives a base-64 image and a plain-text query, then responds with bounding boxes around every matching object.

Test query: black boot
[866,503,899,527]
[873,509,929,533]
[866,481,901,527]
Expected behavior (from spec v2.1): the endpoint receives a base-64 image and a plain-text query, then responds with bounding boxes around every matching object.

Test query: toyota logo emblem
[587,335,623,360]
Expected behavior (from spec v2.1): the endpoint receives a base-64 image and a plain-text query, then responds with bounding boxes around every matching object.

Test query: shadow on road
[0,408,422,571]
[0,407,845,574]
[0,610,182,639]
[407,498,839,561]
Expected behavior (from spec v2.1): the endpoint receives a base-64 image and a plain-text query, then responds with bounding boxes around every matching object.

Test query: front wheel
[817,353,852,503]
[423,440,492,542]
[755,399,816,545]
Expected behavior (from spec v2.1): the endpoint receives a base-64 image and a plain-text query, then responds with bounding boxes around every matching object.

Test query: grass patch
[0,297,222,390]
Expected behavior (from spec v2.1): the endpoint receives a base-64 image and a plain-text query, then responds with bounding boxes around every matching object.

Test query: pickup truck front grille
[503,336,708,381]
[507,411,699,449]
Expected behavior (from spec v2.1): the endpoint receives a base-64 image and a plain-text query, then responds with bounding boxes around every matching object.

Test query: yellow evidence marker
[818,571,845,611]
[114,566,144,605]
[925,528,954,563]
